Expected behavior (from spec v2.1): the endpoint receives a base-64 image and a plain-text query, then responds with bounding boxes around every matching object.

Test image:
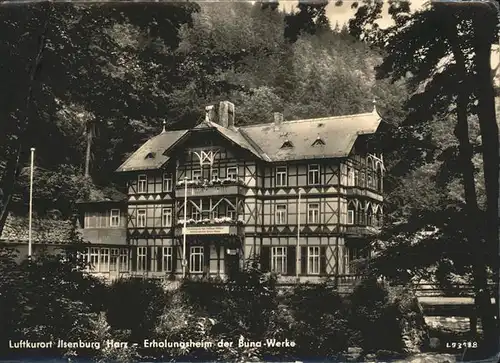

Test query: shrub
[153,290,218,361]
[106,277,166,342]
[286,283,350,360]
[347,278,427,356]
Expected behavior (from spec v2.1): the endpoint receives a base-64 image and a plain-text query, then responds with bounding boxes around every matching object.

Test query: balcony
[174,218,244,237]
[78,228,127,245]
[345,225,381,237]
[175,178,247,198]
[345,186,383,201]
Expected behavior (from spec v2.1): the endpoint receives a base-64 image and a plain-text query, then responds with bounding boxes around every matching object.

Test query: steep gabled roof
[116,130,188,172]
[192,120,265,160]
[239,109,381,162]
[115,107,382,172]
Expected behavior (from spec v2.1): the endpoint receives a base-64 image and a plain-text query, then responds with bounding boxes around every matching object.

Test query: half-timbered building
[79,101,384,282]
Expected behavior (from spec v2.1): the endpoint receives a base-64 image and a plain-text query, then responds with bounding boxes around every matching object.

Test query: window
[308,164,320,185]
[77,248,89,266]
[347,167,354,186]
[137,209,146,228]
[119,249,128,271]
[367,207,373,226]
[211,169,219,180]
[308,203,320,224]
[192,207,200,221]
[100,248,109,272]
[347,206,355,225]
[211,209,219,219]
[227,167,238,180]
[90,248,99,271]
[110,209,120,227]
[162,208,172,227]
[377,167,383,192]
[275,204,287,225]
[275,166,287,187]
[138,247,147,272]
[163,247,173,272]
[138,174,147,193]
[192,169,202,181]
[354,170,359,186]
[357,204,365,225]
[163,173,172,192]
[281,140,293,148]
[271,247,287,274]
[110,248,119,271]
[226,205,236,220]
[308,246,320,275]
[189,246,204,273]
[367,174,373,188]
[375,210,383,227]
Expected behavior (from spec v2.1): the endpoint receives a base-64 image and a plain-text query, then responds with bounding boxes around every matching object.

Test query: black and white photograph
[0,0,499,362]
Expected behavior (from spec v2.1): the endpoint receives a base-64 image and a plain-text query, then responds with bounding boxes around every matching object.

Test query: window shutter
[300,246,307,275]
[203,246,210,276]
[260,246,270,272]
[157,247,163,272]
[287,246,296,276]
[320,247,327,275]
[171,246,178,273]
[146,247,152,272]
[131,247,137,272]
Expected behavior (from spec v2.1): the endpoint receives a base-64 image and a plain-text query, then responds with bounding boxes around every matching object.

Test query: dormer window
[312,137,325,146]
[145,152,156,159]
[281,140,293,148]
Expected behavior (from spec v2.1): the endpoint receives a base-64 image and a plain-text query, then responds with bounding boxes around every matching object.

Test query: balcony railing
[345,225,381,237]
[175,178,247,198]
[174,218,244,236]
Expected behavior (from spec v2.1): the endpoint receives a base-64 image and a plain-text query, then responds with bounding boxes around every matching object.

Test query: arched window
[357,202,365,225]
[377,163,383,192]
[375,208,383,227]
[366,205,373,226]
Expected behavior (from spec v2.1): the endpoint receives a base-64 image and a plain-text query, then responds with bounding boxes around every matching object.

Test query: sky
[277,0,500,70]
[279,0,427,29]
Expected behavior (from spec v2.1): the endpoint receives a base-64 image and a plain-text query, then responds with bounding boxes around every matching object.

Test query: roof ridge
[240,111,375,128]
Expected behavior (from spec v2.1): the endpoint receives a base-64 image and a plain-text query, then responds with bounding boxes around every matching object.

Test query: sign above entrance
[183,226,231,235]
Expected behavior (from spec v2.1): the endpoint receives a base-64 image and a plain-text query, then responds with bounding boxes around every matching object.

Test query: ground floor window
[119,249,128,271]
[110,248,119,271]
[90,248,99,271]
[271,246,287,274]
[190,246,204,273]
[307,246,320,274]
[137,247,147,272]
[162,246,173,272]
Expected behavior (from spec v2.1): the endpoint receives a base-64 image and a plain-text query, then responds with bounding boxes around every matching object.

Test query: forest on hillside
[0,1,403,220]
[0,0,499,359]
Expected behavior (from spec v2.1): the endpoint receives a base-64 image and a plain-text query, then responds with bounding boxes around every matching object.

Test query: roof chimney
[205,105,216,123]
[274,112,283,126]
[219,101,235,128]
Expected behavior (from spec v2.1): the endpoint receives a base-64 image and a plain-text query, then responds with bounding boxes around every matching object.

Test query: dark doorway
[225,249,240,279]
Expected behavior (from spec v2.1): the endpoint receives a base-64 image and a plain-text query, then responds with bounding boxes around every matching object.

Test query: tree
[284,0,330,43]
[371,2,498,353]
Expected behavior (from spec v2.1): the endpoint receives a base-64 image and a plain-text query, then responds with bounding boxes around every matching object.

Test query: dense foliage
[0,247,427,361]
